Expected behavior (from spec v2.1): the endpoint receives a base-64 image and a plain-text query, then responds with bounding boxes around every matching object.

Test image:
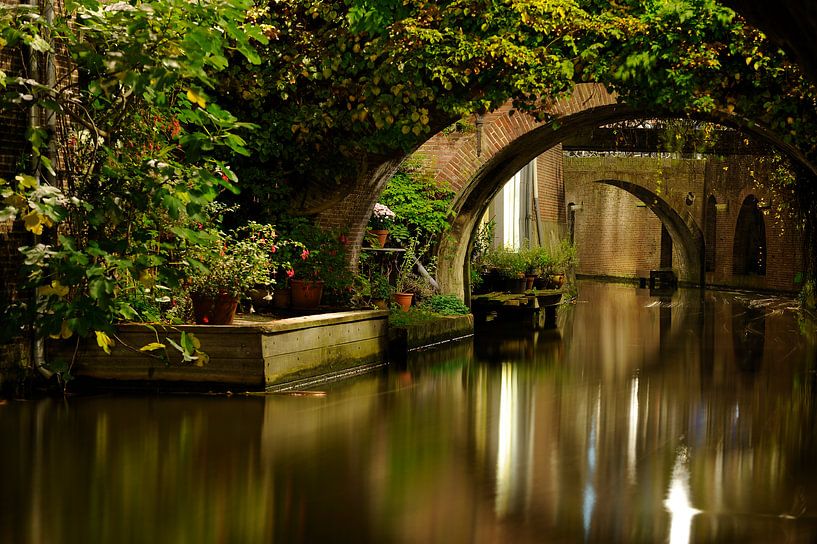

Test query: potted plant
[483,246,527,293]
[552,239,578,288]
[526,246,555,289]
[369,274,393,310]
[187,226,274,324]
[288,223,354,309]
[394,239,419,311]
[368,202,396,248]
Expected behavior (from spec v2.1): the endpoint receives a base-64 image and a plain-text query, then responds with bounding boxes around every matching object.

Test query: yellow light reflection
[627,377,639,484]
[495,363,517,517]
[664,447,701,544]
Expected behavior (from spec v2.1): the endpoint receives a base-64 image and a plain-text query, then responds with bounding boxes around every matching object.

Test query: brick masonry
[565,155,804,292]
[0,0,74,391]
[1,0,33,391]
[317,82,807,296]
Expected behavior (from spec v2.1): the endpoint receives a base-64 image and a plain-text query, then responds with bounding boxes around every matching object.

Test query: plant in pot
[483,246,527,293]
[270,237,306,310]
[369,274,393,310]
[552,239,579,289]
[236,222,283,309]
[288,223,354,310]
[368,202,396,248]
[394,238,419,311]
[526,246,555,289]
[186,229,273,324]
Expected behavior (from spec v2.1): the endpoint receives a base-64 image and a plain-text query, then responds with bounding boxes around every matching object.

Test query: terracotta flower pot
[291,279,324,309]
[368,229,389,248]
[273,287,291,309]
[525,274,536,290]
[394,292,413,312]
[192,292,239,325]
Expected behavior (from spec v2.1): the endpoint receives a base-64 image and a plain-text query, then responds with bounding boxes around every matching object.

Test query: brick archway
[316,84,816,298]
[594,179,704,284]
[432,92,813,298]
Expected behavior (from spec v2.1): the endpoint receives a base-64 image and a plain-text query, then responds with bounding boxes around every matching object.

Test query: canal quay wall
[0,310,473,393]
[388,314,475,356]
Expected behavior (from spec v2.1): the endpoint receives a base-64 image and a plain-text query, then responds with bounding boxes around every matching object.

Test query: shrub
[422,295,470,315]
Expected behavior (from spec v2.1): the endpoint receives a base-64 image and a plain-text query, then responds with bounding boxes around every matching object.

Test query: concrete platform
[49,310,389,390]
[388,314,474,355]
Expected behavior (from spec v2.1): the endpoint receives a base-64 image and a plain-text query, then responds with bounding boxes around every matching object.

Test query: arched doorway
[732,195,766,276]
[705,196,717,273]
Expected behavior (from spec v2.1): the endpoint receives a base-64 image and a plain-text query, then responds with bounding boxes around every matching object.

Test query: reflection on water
[665,447,701,544]
[2,281,817,543]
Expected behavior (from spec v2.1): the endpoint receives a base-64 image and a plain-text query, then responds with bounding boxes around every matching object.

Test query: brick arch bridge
[318,83,815,298]
[593,178,703,283]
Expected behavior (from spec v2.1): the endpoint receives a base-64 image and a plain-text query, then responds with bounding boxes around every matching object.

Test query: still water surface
[2,281,817,543]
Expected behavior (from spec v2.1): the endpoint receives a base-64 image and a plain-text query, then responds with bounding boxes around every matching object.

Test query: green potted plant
[369,274,393,310]
[288,223,353,309]
[526,246,555,289]
[483,247,527,293]
[394,239,419,311]
[187,226,274,324]
[552,239,578,288]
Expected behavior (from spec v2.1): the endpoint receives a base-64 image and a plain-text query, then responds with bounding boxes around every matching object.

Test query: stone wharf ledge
[388,314,475,354]
[49,310,389,389]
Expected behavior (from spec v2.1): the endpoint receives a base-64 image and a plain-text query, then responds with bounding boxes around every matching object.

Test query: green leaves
[0,0,266,345]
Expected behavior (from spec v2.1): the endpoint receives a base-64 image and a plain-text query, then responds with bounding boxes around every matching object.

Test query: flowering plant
[287,223,353,290]
[187,222,280,299]
[368,202,396,230]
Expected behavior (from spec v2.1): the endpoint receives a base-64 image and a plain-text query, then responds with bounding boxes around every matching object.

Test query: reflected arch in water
[731,299,766,372]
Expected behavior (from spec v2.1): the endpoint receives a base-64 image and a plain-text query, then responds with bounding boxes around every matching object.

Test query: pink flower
[301,249,309,260]
[287,269,295,278]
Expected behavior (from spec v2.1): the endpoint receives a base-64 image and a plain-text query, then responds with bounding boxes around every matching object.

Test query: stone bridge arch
[427,87,815,298]
[317,84,816,298]
[592,178,704,284]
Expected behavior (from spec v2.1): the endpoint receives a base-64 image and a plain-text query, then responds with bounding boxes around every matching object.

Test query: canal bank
[42,310,475,392]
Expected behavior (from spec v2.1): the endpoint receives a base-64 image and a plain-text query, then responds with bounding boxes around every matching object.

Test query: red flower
[339,234,348,245]
[221,174,229,182]
[287,269,295,278]
[202,316,209,324]
[301,249,309,260]
[271,245,277,253]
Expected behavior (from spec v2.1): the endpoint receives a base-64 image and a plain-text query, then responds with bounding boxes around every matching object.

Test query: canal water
[2,281,817,543]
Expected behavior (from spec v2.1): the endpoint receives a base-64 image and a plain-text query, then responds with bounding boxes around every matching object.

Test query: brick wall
[0,0,75,392]
[1,0,33,392]
[564,154,804,292]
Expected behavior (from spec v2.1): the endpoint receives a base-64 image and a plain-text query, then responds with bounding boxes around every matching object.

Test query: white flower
[372,203,396,219]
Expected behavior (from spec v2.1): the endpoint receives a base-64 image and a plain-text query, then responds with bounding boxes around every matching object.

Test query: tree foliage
[0,0,266,341]
[378,157,454,247]
[226,0,817,271]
